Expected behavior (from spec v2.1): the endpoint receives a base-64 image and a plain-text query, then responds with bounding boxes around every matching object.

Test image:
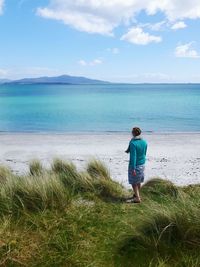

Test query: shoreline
[0,133,200,187]
[1,131,200,135]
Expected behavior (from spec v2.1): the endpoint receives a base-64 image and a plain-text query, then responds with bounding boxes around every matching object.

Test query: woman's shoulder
[130,137,147,144]
[133,138,147,145]
[141,139,148,146]
[129,139,135,148]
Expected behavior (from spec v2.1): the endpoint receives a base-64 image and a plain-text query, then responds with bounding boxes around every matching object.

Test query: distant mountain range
[0,75,109,85]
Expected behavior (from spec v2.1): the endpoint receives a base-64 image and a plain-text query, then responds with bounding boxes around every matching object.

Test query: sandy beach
[0,133,200,187]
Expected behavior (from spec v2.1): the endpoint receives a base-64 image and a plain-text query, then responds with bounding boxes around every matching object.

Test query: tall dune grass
[143,178,179,199]
[0,174,69,215]
[0,165,12,183]
[0,161,199,266]
[51,159,94,193]
[51,159,125,200]
[117,185,200,266]
[29,160,44,176]
[0,159,124,216]
[87,159,110,179]
[86,160,125,200]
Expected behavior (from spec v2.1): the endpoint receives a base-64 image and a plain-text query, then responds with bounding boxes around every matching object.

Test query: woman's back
[129,138,147,168]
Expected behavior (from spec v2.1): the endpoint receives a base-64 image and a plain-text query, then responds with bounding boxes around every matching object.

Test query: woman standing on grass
[126,127,147,203]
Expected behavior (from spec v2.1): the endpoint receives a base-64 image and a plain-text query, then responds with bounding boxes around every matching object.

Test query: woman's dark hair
[132,127,142,137]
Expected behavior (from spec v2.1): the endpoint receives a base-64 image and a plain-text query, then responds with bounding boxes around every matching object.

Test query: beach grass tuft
[87,159,110,179]
[143,178,179,200]
[0,173,69,216]
[0,165,12,183]
[29,159,44,176]
[51,159,94,193]
[117,196,200,266]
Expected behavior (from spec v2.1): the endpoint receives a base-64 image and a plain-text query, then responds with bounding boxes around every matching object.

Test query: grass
[0,165,12,183]
[29,160,44,176]
[0,160,199,266]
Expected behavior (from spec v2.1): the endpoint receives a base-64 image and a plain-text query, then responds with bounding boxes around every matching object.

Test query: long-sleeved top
[128,138,147,169]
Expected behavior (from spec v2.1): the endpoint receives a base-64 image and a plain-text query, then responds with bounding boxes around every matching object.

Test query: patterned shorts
[128,164,145,185]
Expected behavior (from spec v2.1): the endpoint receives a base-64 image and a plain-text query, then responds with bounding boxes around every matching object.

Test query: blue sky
[0,0,200,82]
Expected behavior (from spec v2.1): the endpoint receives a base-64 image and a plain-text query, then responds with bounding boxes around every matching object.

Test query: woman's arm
[125,144,130,153]
[145,142,148,155]
[129,143,137,170]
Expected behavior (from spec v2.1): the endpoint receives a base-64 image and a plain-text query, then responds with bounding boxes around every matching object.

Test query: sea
[0,83,200,133]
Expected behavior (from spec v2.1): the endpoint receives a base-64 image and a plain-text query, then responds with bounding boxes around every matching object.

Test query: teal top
[128,138,147,169]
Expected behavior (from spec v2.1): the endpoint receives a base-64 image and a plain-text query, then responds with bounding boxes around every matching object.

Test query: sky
[0,0,200,83]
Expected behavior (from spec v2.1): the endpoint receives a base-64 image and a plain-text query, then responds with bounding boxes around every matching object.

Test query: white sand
[0,133,200,187]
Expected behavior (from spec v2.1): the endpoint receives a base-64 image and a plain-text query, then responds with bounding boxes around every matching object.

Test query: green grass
[0,160,199,266]
[0,165,12,183]
[29,160,44,176]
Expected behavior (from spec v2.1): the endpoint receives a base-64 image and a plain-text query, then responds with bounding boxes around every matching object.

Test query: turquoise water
[0,83,200,132]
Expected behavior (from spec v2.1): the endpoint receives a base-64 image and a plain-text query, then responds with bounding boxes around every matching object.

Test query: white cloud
[78,58,103,66]
[141,21,166,31]
[171,21,187,30]
[121,27,162,45]
[175,42,199,58]
[140,20,187,32]
[37,0,200,35]
[0,0,4,14]
[149,21,166,31]
[37,2,116,35]
[146,0,200,20]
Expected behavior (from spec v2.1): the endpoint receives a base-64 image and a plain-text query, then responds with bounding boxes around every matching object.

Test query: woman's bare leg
[138,183,141,190]
[132,184,141,202]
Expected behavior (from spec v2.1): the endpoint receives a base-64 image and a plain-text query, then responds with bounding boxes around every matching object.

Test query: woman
[126,127,147,203]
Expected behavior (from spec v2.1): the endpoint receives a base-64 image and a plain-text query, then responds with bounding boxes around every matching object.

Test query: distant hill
[5,75,109,85]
